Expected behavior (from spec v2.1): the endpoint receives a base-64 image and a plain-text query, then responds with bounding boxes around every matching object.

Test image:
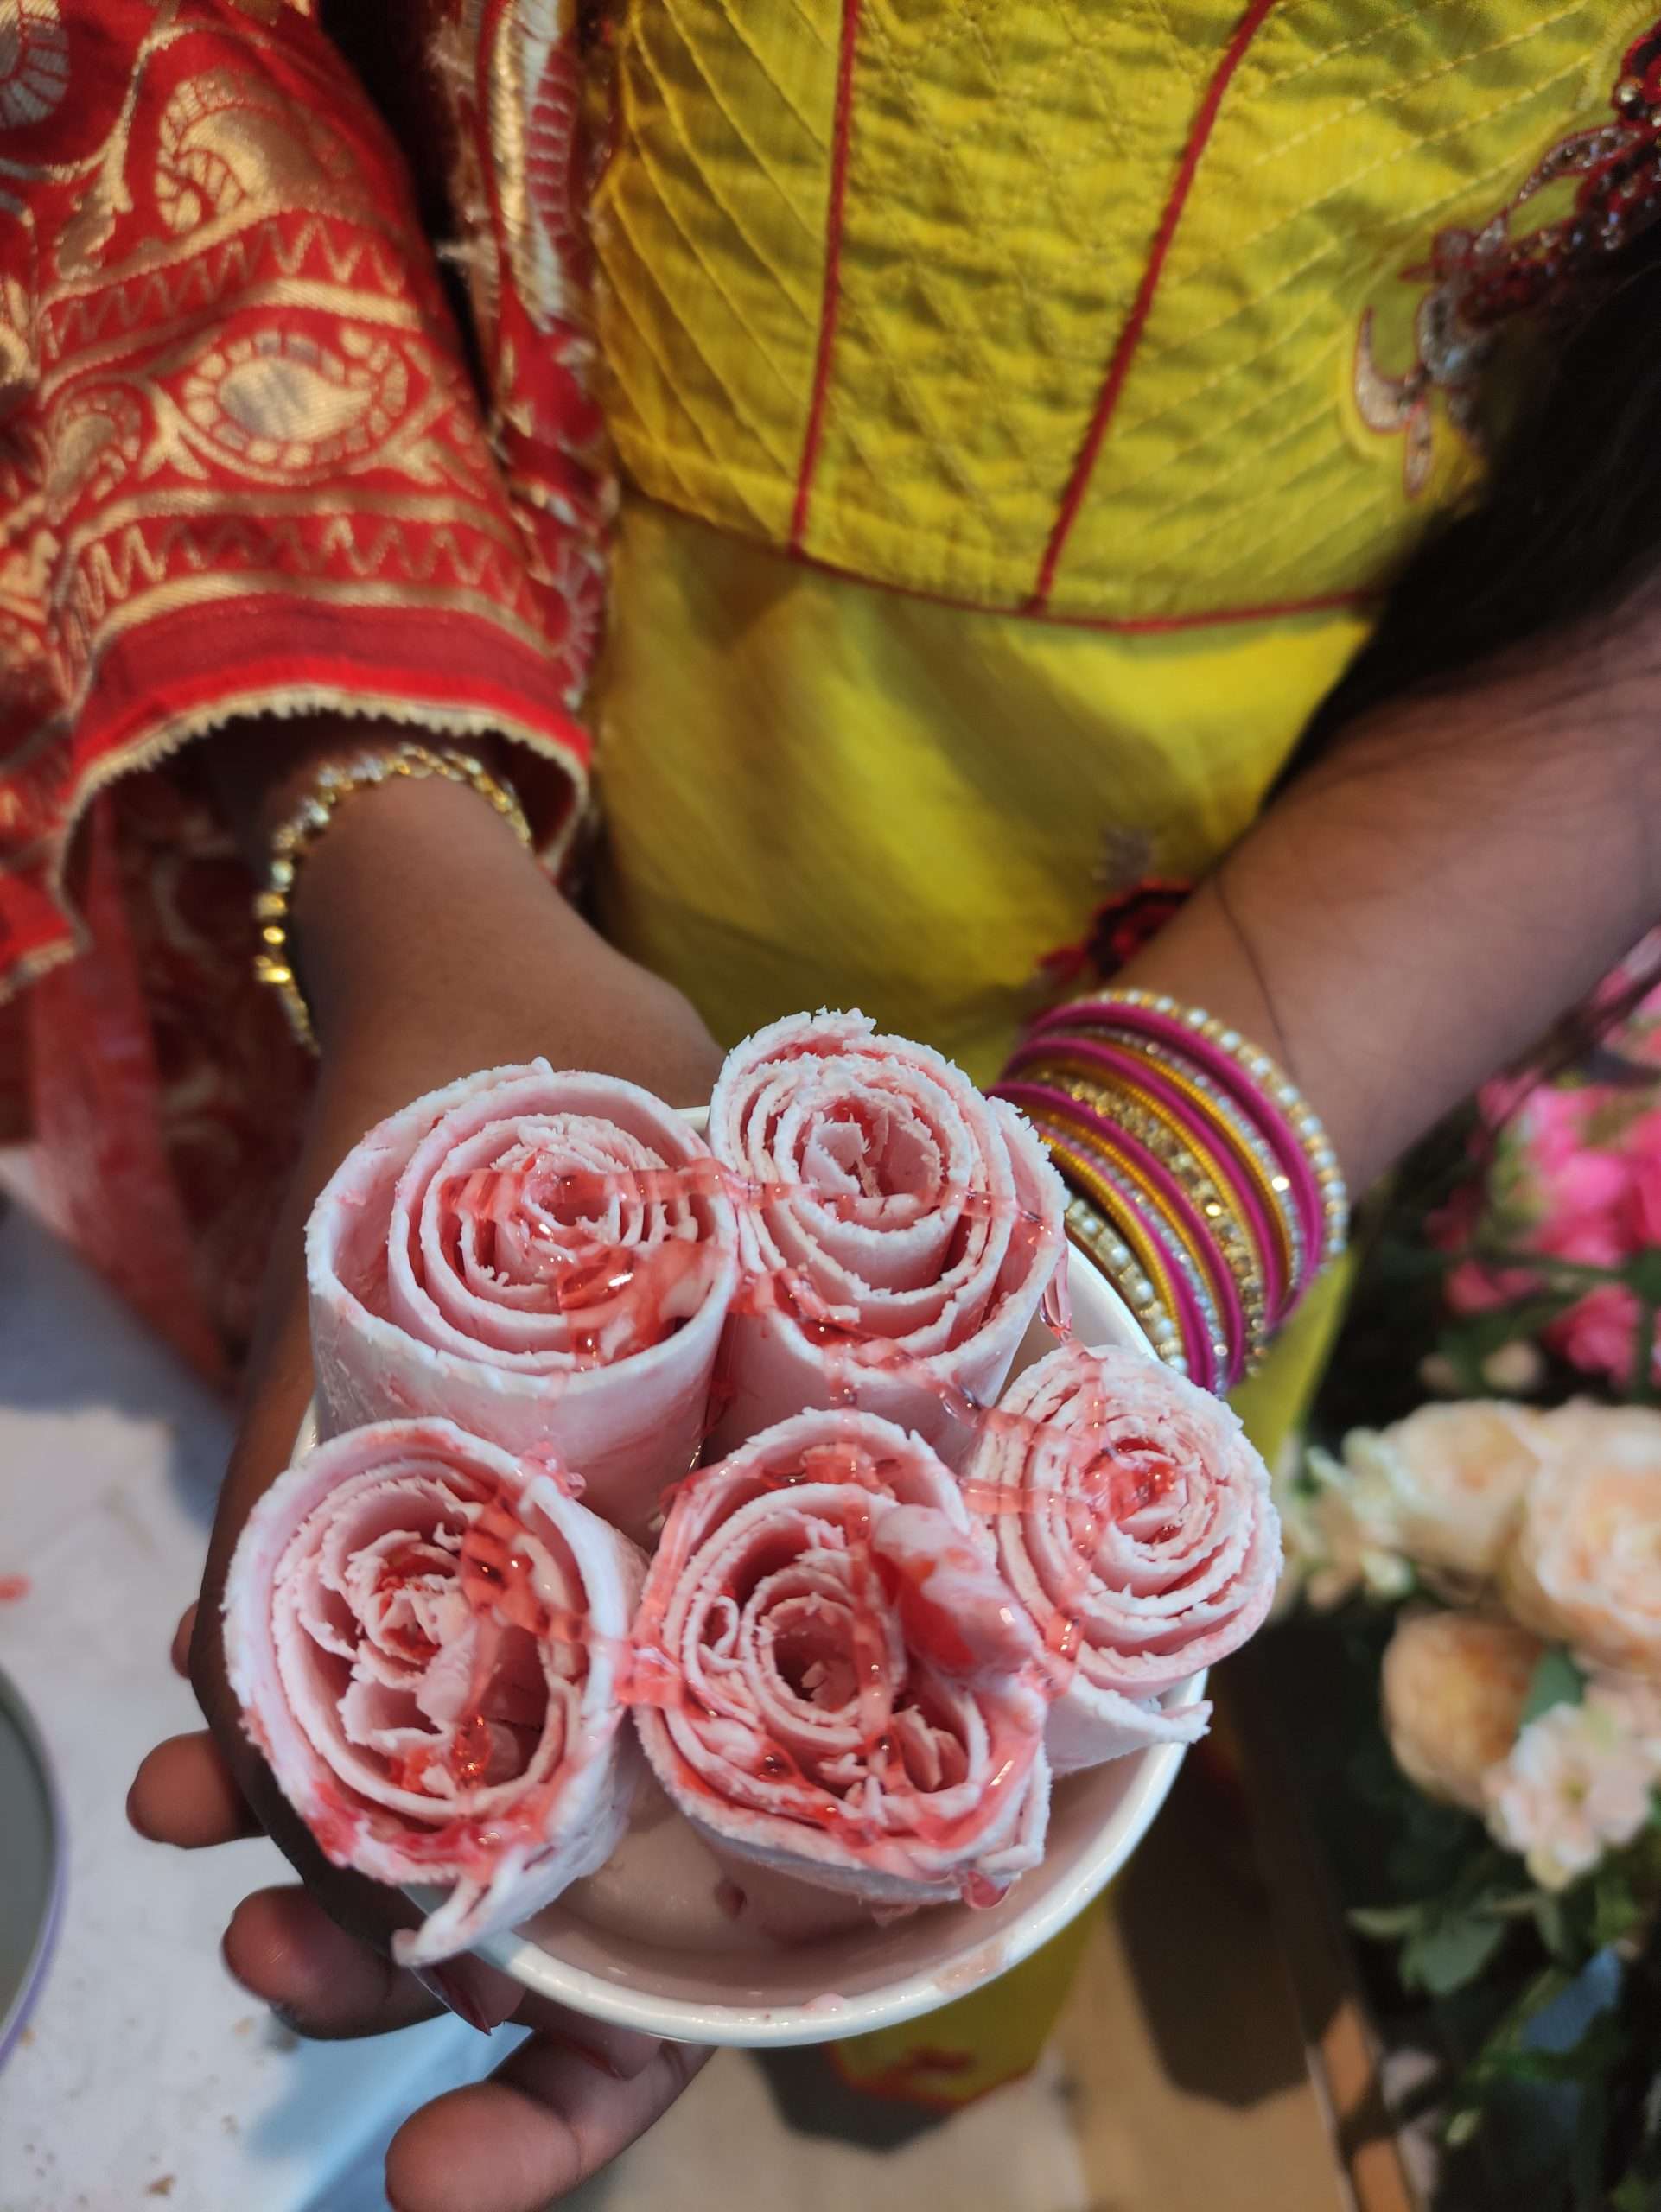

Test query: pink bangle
[1031,994,1346,1269]
[995,988,1348,1392]
[1029,1115,1222,1392]
[1003,1032,1287,1324]
[1002,1079,1238,1388]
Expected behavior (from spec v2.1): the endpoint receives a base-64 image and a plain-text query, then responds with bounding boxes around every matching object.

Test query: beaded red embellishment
[1040,880,1193,988]
[1355,21,1661,497]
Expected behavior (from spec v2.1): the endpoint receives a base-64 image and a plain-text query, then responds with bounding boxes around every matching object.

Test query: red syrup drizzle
[430,1153,734,1366]
[372,1538,448,1663]
[1041,1254,1073,1342]
[630,1435,1045,1904]
[399,1104,1063,1442]
[959,1872,1006,1911]
[307,1478,638,1885]
[715,1086,1067,1439]
[729,1263,991,1427]
[332,1090,1147,1889]
[305,1787,371,1868]
[951,1374,1205,1695]
[555,1236,716,1364]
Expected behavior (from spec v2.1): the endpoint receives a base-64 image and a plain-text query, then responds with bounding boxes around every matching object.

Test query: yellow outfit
[589,0,1630,1073]
[575,0,1636,2103]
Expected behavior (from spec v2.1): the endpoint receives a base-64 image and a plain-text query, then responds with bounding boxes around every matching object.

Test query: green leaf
[1611,2177,1660,2212]
[1445,2107,1483,2150]
[1632,1300,1661,1406]
[1402,1908,1508,1997]
[1461,2017,1626,2091]
[1348,1903,1428,1941]
[1521,1648,1587,1727]
[1531,1891,1571,1961]
[1591,1860,1645,1950]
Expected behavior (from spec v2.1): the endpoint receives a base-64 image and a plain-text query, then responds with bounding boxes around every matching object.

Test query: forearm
[1121,601,1661,1191]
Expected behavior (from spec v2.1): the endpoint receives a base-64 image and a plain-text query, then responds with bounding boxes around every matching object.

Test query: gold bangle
[1052,1014,1314,1291]
[1021,1056,1270,1361]
[1074,989,1350,1267]
[1035,1125,1193,1371]
[1062,1198,1188,1376]
[1102,1040,1298,1297]
[1035,1109,1227,1379]
[253,741,533,1052]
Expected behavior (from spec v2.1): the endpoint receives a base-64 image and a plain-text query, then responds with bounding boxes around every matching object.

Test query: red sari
[0,0,604,1370]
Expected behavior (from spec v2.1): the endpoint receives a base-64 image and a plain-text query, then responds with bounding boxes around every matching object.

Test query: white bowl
[295,1110,1200,2046]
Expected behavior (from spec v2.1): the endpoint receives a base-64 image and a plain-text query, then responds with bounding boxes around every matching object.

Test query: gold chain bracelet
[253,741,533,1052]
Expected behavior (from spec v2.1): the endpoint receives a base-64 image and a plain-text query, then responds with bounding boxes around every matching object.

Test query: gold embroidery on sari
[154,65,360,230]
[42,384,143,521]
[3,6,592,1009]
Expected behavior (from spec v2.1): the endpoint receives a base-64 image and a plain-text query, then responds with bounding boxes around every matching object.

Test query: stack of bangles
[991,990,1348,1392]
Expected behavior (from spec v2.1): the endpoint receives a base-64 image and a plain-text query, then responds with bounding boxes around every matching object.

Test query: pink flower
[1553,1285,1648,1389]
[1445,1258,1531,1319]
[1441,975,1661,1386]
[1625,1118,1661,1243]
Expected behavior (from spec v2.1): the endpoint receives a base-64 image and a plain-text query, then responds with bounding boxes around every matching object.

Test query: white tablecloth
[0,1179,509,2212]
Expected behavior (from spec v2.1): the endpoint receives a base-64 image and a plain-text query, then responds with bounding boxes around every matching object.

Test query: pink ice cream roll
[224,1419,645,1967]
[630,1410,1052,1908]
[307,1061,741,1538]
[706,1011,1066,1463]
[964,1344,1280,1773]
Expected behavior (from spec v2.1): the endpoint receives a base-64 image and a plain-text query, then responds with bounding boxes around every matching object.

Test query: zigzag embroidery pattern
[62,512,546,646]
[41,214,418,366]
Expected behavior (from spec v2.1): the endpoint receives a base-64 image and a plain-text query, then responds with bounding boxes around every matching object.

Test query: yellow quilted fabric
[589,0,832,547]
[592,0,1618,620]
[589,4,1642,1072]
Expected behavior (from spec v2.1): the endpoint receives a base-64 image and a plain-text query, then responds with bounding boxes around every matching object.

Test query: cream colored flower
[1501,1403,1661,1676]
[1380,1609,1544,1813]
[1276,1443,1412,1612]
[1343,1401,1548,1588]
[1480,1341,1545,1396]
[1483,1675,1661,1891]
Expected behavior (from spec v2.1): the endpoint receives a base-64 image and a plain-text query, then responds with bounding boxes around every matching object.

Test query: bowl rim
[0,1663,67,2071]
[473,1665,1201,2046]
[291,1099,1200,2045]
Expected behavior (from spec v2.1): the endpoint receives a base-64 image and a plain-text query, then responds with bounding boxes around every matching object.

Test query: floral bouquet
[1274,953,1661,2212]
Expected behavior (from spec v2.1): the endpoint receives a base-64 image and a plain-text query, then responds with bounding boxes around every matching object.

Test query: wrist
[291,767,569,1049]
[278,753,722,1109]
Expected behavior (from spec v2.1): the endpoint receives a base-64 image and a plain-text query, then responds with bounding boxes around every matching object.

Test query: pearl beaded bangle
[1055,990,1348,1266]
[994,988,1349,1389]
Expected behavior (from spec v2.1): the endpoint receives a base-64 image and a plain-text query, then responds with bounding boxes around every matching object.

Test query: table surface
[0,1166,1346,2212]
[0,1179,506,2212]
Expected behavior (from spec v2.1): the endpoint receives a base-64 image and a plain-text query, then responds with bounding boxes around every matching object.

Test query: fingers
[128,1731,259,1848]
[519,2008,660,2081]
[171,1603,197,1678]
[385,2032,711,2212]
[222,1885,439,2039]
